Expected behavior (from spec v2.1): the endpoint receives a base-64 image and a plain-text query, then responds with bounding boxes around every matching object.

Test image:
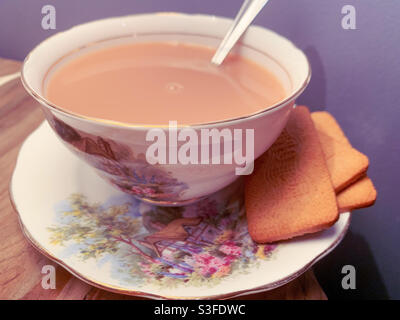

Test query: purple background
[1,0,399,299]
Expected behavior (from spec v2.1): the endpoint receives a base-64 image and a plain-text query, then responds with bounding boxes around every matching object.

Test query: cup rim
[21,12,311,129]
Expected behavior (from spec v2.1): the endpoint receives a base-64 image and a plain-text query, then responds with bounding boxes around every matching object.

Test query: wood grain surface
[0,57,327,300]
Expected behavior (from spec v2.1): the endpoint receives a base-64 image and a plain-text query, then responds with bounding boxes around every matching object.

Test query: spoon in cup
[211,0,270,66]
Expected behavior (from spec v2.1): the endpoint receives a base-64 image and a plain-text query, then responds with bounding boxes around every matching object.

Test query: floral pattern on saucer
[12,122,351,298]
[48,182,276,288]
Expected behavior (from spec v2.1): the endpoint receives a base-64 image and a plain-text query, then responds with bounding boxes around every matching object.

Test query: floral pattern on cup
[50,116,188,201]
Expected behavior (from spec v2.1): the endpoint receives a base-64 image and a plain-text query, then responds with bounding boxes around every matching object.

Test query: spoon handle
[211,0,270,66]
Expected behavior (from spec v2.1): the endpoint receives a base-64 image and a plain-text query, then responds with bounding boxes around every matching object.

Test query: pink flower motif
[219,241,242,257]
[130,186,157,197]
[131,186,143,195]
[223,255,235,265]
[193,252,234,277]
[143,187,156,195]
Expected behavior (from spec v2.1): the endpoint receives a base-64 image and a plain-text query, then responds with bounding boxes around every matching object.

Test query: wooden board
[0,57,327,300]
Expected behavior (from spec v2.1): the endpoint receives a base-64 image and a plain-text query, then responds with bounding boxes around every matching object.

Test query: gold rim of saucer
[9,132,350,299]
[21,13,311,130]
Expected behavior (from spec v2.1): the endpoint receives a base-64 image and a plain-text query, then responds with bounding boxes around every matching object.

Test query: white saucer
[10,122,350,299]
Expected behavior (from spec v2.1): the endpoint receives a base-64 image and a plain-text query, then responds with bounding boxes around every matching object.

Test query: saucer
[10,122,350,299]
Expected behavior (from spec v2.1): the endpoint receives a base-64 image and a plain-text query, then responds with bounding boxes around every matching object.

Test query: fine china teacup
[21,13,310,206]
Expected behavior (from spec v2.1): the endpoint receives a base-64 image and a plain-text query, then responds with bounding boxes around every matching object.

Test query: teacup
[21,13,310,206]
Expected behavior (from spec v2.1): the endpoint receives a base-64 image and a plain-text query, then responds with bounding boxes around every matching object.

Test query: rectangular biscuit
[316,130,369,192]
[337,176,377,212]
[311,111,369,192]
[311,111,350,145]
[245,106,339,243]
[312,110,376,210]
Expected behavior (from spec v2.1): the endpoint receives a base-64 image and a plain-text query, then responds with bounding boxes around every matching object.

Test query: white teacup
[21,13,310,206]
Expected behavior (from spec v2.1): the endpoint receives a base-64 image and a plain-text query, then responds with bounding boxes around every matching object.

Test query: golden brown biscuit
[312,111,376,212]
[316,130,369,192]
[337,176,377,212]
[311,111,350,145]
[245,106,339,243]
[311,111,369,192]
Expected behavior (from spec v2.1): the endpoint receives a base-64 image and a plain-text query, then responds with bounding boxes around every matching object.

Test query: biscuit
[245,106,339,243]
[312,111,376,211]
[311,111,350,145]
[316,130,369,192]
[337,176,377,212]
[311,111,369,192]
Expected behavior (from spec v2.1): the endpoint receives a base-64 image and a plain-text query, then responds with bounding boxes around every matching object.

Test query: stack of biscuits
[245,106,376,243]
